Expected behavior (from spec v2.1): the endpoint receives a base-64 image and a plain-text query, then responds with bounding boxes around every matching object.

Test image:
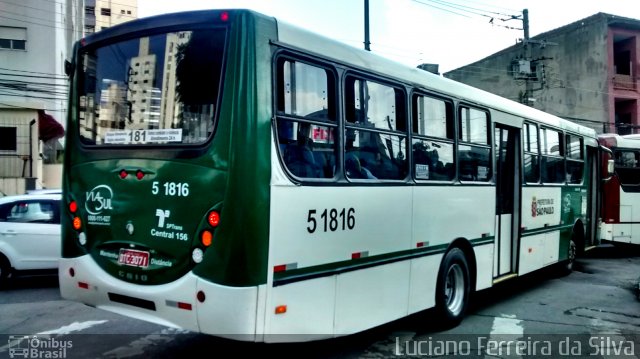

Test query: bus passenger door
[494,125,521,279]
[586,146,599,247]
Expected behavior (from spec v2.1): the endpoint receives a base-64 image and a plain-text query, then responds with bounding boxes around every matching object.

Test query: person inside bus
[345,127,377,179]
[282,123,322,178]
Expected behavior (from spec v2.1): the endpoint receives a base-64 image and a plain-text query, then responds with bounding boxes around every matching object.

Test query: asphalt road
[0,244,638,358]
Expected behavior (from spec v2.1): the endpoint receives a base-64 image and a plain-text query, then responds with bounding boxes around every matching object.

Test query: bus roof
[275,17,597,138]
[79,8,596,139]
[599,133,640,149]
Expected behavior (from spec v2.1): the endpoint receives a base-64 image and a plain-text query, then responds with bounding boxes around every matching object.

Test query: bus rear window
[78,28,226,146]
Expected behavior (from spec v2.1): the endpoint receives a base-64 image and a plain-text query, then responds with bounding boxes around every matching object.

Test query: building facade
[85,0,138,34]
[445,13,640,135]
[0,0,137,195]
[0,0,85,194]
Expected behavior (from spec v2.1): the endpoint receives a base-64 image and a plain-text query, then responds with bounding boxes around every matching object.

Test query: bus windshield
[77,28,226,146]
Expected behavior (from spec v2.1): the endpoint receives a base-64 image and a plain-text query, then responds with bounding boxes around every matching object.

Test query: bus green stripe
[521,224,574,237]
[273,237,493,287]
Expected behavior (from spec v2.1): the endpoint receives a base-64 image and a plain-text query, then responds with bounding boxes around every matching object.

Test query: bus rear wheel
[435,248,470,328]
[558,239,576,276]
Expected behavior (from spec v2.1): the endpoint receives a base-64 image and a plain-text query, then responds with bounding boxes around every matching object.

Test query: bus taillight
[119,169,128,179]
[201,230,213,247]
[69,201,77,213]
[136,170,145,180]
[220,11,229,22]
[72,217,82,230]
[207,211,220,227]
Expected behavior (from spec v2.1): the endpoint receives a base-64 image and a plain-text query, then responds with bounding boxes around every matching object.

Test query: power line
[412,0,471,18]
[0,91,66,100]
[0,78,69,89]
[0,72,67,81]
[412,0,522,30]
[0,66,64,77]
[0,14,82,33]
[442,0,519,14]
[421,0,510,19]
[43,0,137,10]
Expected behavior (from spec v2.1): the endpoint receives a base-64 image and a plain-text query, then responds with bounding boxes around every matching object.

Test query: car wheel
[435,248,470,328]
[0,255,11,284]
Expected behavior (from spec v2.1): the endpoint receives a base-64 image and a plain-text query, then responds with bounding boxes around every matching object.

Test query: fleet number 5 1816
[307,208,355,233]
[151,181,190,197]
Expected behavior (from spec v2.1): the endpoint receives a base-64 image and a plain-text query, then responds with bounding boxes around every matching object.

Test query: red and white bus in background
[599,134,640,245]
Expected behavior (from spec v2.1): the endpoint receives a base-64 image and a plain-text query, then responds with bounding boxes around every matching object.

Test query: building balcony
[612,74,637,91]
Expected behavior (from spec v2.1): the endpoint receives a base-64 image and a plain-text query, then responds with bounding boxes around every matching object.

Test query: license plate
[118,249,149,268]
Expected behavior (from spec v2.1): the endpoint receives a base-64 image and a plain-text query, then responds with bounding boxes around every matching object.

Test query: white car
[0,193,61,283]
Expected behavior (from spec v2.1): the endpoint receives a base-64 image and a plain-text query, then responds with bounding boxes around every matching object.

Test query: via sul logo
[85,185,114,215]
[531,196,538,218]
[155,209,170,228]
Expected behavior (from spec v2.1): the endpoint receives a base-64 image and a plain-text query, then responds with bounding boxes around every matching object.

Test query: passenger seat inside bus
[283,143,322,178]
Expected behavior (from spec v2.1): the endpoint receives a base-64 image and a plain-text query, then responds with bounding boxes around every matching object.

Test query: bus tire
[0,254,11,286]
[435,248,470,328]
[559,238,576,276]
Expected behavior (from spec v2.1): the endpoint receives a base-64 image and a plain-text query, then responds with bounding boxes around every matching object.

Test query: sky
[137,0,640,74]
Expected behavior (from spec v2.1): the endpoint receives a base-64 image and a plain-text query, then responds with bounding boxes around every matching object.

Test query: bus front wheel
[435,248,470,328]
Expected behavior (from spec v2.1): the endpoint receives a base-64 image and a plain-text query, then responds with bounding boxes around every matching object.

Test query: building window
[0,127,17,151]
[0,26,27,51]
[101,8,111,16]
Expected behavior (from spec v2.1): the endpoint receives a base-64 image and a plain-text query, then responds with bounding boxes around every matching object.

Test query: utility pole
[364,0,371,51]
[523,9,532,106]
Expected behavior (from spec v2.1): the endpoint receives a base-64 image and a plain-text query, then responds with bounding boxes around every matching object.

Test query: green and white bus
[60,9,601,342]
[599,133,640,245]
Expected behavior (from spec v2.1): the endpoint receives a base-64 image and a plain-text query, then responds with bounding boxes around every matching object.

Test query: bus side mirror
[599,145,614,181]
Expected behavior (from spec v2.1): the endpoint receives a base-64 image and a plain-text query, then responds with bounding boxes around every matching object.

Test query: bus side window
[275,58,337,179]
[458,106,491,182]
[566,135,584,184]
[523,123,540,183]
[541,128,565,184]
[412,94,455,181]
[344,77,407,181]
